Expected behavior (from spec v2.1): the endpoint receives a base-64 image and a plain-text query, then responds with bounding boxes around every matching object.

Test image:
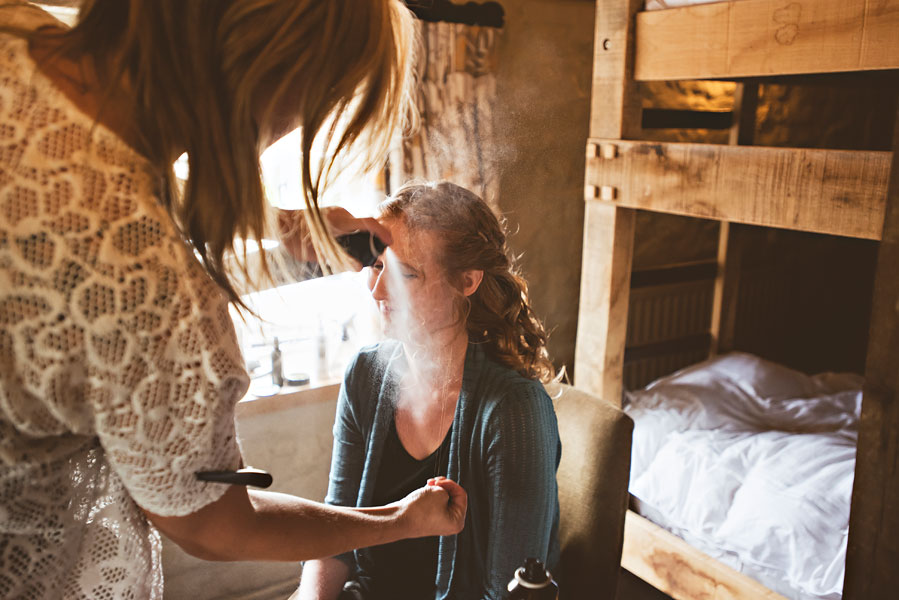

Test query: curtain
[389,21,501,208]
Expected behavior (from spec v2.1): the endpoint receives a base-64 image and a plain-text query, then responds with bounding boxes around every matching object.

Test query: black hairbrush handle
[337,231,387,267]
[195,468,273,488]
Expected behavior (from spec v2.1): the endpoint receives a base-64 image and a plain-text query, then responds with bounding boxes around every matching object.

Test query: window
[235,129,386,398]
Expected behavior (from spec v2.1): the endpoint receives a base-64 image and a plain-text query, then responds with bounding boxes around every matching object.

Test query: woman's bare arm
[143,479,466,562]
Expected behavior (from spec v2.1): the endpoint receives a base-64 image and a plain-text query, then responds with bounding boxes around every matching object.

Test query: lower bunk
[621,352,862,600]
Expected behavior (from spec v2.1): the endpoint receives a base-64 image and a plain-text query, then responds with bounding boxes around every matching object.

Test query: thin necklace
[433,385,449,477]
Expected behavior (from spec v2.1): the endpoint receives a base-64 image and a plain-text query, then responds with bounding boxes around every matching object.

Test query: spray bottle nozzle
[337,231,387,267]
[522,558,549,584]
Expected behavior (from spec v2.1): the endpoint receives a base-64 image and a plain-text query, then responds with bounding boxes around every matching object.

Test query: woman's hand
[396,477,468,538]
[277,207,392,268]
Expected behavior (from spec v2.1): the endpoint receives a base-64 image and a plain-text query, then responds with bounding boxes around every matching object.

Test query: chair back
[546,382,633,600]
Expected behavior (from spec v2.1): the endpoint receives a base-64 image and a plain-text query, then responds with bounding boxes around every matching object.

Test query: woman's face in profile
[366,218,460,344]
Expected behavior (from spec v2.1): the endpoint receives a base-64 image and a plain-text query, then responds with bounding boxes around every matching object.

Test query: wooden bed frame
[573,0,899,598]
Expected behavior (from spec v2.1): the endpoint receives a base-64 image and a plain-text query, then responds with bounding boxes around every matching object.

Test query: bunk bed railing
[584,139,890,240]
[622,511,788,600]
[634,0,899,81]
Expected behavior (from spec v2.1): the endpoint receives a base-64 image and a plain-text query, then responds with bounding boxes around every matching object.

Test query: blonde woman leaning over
[298,182,561,600]
[0,2,466,599]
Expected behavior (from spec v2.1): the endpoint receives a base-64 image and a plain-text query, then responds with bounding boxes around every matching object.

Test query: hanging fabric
[389,21,501,209]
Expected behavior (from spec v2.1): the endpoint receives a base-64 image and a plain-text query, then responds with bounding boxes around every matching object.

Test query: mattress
[624,353,863,600]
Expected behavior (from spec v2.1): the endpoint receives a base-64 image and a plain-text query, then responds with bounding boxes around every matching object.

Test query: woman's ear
[461,269,484,297]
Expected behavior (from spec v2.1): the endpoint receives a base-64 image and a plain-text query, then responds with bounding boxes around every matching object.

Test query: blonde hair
[380,182,556,383]
[20,0,416,304]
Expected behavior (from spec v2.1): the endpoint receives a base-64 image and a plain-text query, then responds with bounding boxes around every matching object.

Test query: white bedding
[624,353,862,600]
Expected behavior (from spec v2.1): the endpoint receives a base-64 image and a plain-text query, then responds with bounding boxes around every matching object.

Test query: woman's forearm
[145,482,465,562]
[226,489,413,562]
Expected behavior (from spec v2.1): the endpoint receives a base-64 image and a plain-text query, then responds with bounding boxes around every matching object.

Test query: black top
[358,418,451,599]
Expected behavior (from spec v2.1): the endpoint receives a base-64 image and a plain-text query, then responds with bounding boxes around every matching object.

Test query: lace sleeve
[84,202,250,516]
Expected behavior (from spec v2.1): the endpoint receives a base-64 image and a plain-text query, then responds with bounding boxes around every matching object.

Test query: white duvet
[625,353,863,600]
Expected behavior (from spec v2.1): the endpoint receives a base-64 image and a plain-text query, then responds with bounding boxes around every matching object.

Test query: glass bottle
[271,337,284,387]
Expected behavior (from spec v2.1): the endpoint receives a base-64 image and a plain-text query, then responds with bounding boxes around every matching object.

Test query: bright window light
[244,127,387,397]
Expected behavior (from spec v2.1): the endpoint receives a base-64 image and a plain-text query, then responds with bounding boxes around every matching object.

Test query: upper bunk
[586,0,898,241]
[634,0,899,81]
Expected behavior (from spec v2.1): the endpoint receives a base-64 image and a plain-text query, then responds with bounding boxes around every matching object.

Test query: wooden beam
[641,109,733,131]
[590,0,643,138]
[728,83,758,147]
[622,511,788,600]
[573,201,635,406]
[634,0,899,81]
[624,334,711,363]
[709,221,731,357]
[712,83,756,356]
[584,139,889,240]
[630,261,717,288]
[844,101,899,600]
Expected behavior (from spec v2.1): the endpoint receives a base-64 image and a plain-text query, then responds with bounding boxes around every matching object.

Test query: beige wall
[493,0,596,375]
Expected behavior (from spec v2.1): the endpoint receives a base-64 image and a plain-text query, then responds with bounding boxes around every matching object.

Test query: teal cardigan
[325,340,561,600]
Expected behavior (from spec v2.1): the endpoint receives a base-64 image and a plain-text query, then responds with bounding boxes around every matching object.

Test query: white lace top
[0,6,249,599]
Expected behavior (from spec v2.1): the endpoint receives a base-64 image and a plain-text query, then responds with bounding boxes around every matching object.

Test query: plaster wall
[493,0,595,375]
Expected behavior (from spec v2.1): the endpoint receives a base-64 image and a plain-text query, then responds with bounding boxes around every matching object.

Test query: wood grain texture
[709,221,731,357]
[622,511,789,600]
[584,139,889,239]
[844,103,899,600]
[712,83,756,356]
[590,0,643,138]
[573,202,635,406]
[634,0,899,81]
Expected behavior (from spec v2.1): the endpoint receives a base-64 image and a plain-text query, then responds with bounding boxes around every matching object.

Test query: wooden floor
[618,569,674,600]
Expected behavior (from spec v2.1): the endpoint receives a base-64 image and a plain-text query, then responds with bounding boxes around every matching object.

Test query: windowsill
[237,379,342,418]
[230,269,382,421]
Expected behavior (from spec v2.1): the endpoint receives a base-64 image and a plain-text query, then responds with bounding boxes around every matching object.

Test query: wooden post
[575,201,635,405]
[574,0,642,403]
[589,0,643,140]
[711,83,758,356]
[709,221,731,357]
[728,82,757,147]
[843,103,899,599]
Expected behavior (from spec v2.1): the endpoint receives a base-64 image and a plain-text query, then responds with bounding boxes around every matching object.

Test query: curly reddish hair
[379,182,555,383]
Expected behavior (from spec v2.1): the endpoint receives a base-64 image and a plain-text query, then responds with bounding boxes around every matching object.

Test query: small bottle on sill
[271,337,284,387]
[315,321,329,382]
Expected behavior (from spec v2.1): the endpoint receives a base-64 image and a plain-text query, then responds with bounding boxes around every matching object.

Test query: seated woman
[297,181,561,600]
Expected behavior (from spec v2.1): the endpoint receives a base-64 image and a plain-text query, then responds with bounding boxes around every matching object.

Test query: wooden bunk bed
[573,0,899,598]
